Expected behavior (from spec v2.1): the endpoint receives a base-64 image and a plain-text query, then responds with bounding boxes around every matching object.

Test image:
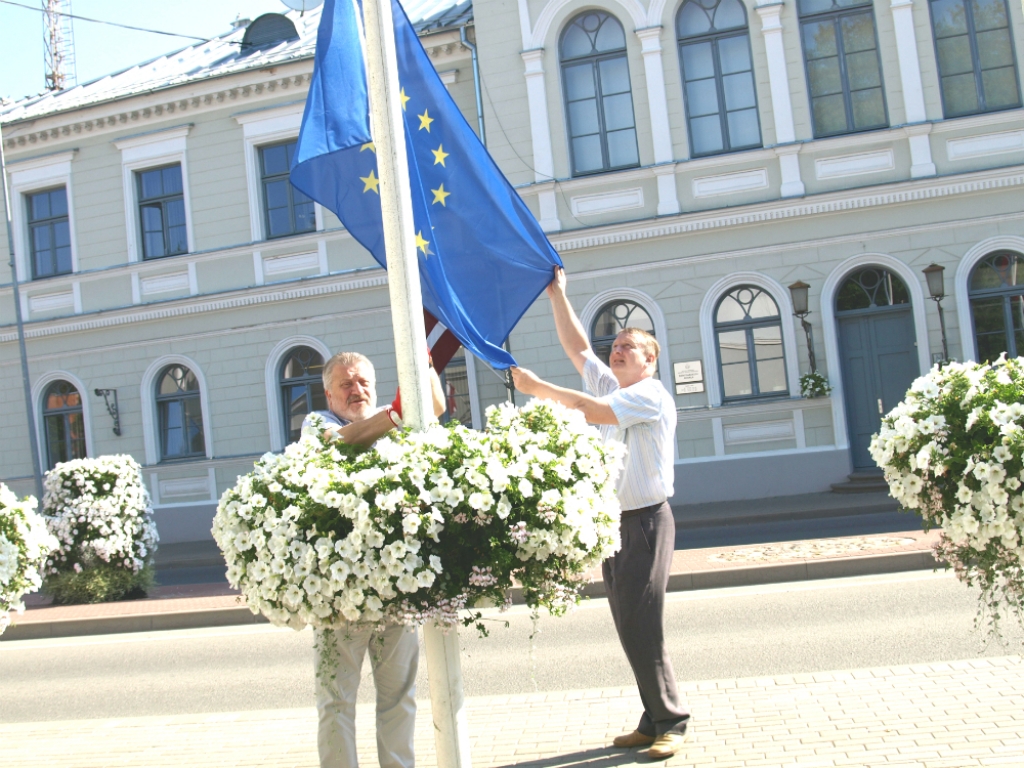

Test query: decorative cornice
[549,165,1024,253]
[0,271,388,344]
[3,71,314,150]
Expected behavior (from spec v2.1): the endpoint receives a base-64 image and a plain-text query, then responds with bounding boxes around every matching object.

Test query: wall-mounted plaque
[675,382,705,395]
[674,360,703,384]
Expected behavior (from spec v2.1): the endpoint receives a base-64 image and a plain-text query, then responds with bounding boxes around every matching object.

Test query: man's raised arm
[547,267,591,376]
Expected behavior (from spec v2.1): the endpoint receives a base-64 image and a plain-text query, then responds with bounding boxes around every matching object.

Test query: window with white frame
[714,286,788,400]
[156,364,205,461]
[260,140,316,239]
[560,11,640,176]
[27,187,72,279]
[798,0,888,137]
[137,164,188,260]
[43,380,86,469]
[928,0,1021,118]
[677,0,762,157]
[114,125,193,263]
[968,250,1024,361]
[280,346,326,443]
[7,150,77,282]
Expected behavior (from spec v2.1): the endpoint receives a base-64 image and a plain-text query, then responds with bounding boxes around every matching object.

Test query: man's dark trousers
[602,500,690,736]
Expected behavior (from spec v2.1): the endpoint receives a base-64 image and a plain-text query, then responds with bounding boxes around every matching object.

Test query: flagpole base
[424,622,473,768]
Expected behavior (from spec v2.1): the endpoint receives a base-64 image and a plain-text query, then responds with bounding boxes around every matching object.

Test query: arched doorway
[835,267,920,470]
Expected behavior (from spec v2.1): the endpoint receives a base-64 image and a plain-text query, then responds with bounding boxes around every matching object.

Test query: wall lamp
[922,264,950,363]
[788,280,816,374]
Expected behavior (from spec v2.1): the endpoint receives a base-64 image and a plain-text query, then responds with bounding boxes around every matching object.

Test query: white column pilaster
[636,26,681,215]
[521,48,561,232]
[756,1,804,196]
[904,123,936,178]
[890,0,927,123]
[890,0,935,177]
[775,144,804,197]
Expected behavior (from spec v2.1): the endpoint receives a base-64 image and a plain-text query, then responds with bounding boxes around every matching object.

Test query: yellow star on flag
[431,183,451,207]
[360,142,376,153]
[418,109,434,132]
[360,169,380,194]
[400,88,410,111]
[415,230,432,255]
[431,144,449,166]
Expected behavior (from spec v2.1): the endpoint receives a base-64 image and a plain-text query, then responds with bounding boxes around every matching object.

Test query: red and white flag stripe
[423,310,462,373]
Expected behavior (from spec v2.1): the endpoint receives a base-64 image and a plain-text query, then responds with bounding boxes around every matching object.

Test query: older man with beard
[301,350,444,768]
[510,268,691,760]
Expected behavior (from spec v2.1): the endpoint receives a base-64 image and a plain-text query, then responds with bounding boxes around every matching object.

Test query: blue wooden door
[838,308,919,470]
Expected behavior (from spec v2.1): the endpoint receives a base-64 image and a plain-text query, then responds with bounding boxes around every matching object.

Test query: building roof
[1,1,472,126]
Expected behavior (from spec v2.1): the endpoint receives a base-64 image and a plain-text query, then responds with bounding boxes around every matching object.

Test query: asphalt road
[673,510,921,550]
[3,571,1020,724]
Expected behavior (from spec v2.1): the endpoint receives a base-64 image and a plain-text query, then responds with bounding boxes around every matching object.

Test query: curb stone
[2,545,941,641]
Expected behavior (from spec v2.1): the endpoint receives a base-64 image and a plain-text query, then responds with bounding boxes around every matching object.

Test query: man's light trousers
[315,623,419,768]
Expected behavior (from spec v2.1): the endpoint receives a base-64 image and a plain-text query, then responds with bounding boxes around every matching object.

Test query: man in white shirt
[301,351,445,768]
[511,268,691,759]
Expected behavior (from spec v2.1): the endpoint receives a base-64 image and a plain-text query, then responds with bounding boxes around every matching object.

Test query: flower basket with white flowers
[800,371,832,399]
[213,400,623,634]
[0,484,58,635]
[43,455,159,604]
[869,355,1024,632]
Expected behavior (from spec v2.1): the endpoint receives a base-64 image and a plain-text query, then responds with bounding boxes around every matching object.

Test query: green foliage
[45,562,155,605]
[799,371,832,398]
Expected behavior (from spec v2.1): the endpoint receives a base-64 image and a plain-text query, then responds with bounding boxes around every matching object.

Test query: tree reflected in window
[43,380,86,469]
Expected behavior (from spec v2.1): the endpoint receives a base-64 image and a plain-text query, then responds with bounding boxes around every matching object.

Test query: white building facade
[2,0,1023,542]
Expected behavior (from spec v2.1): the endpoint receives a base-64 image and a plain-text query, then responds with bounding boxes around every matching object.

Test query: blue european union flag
[291,0,562,370]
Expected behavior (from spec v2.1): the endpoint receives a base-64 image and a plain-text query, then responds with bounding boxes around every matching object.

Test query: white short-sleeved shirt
[582,351,676,510]
[301,410,351,434]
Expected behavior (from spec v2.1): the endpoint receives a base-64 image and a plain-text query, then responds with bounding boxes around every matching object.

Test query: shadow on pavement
[493,746,653,768]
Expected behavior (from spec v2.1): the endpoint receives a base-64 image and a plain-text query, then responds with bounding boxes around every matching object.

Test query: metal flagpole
[0,121,46,503]
[360,1,472,767]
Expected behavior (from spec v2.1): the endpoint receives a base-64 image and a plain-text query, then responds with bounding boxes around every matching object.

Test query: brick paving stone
[1,657,1021,768]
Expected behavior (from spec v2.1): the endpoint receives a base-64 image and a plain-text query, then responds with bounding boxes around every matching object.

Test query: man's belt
[619,501,667,520]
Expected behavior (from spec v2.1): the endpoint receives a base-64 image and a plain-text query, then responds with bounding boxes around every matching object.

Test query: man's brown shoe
[612,730,656,748]
[646,729,691,760]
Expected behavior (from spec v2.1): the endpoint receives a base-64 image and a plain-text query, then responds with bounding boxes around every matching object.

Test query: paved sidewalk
[2,656,1020,767]
[4,529,943,641]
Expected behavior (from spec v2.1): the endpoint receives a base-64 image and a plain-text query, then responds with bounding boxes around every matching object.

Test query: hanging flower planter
[1,484,58,634]
[214,401,624,632]
[870,355,1024,632]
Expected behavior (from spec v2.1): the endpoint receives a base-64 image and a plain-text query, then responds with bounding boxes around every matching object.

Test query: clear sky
[0,1,294,102]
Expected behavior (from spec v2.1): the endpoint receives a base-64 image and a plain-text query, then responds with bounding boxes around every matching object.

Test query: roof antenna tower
[43,0,77,91]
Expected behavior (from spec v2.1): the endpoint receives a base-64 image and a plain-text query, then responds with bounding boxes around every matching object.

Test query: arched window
[280,346,326,443]
[968,250,1024,361]
[560,12,639,176]
[677,0,761,157]
[835,267,910,311]
[714,286,788,400]
[156,365,205,461]
[590,299,656,366]
[43,380,86,469]
[798,0,887,137]
[929,0,1021,118]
